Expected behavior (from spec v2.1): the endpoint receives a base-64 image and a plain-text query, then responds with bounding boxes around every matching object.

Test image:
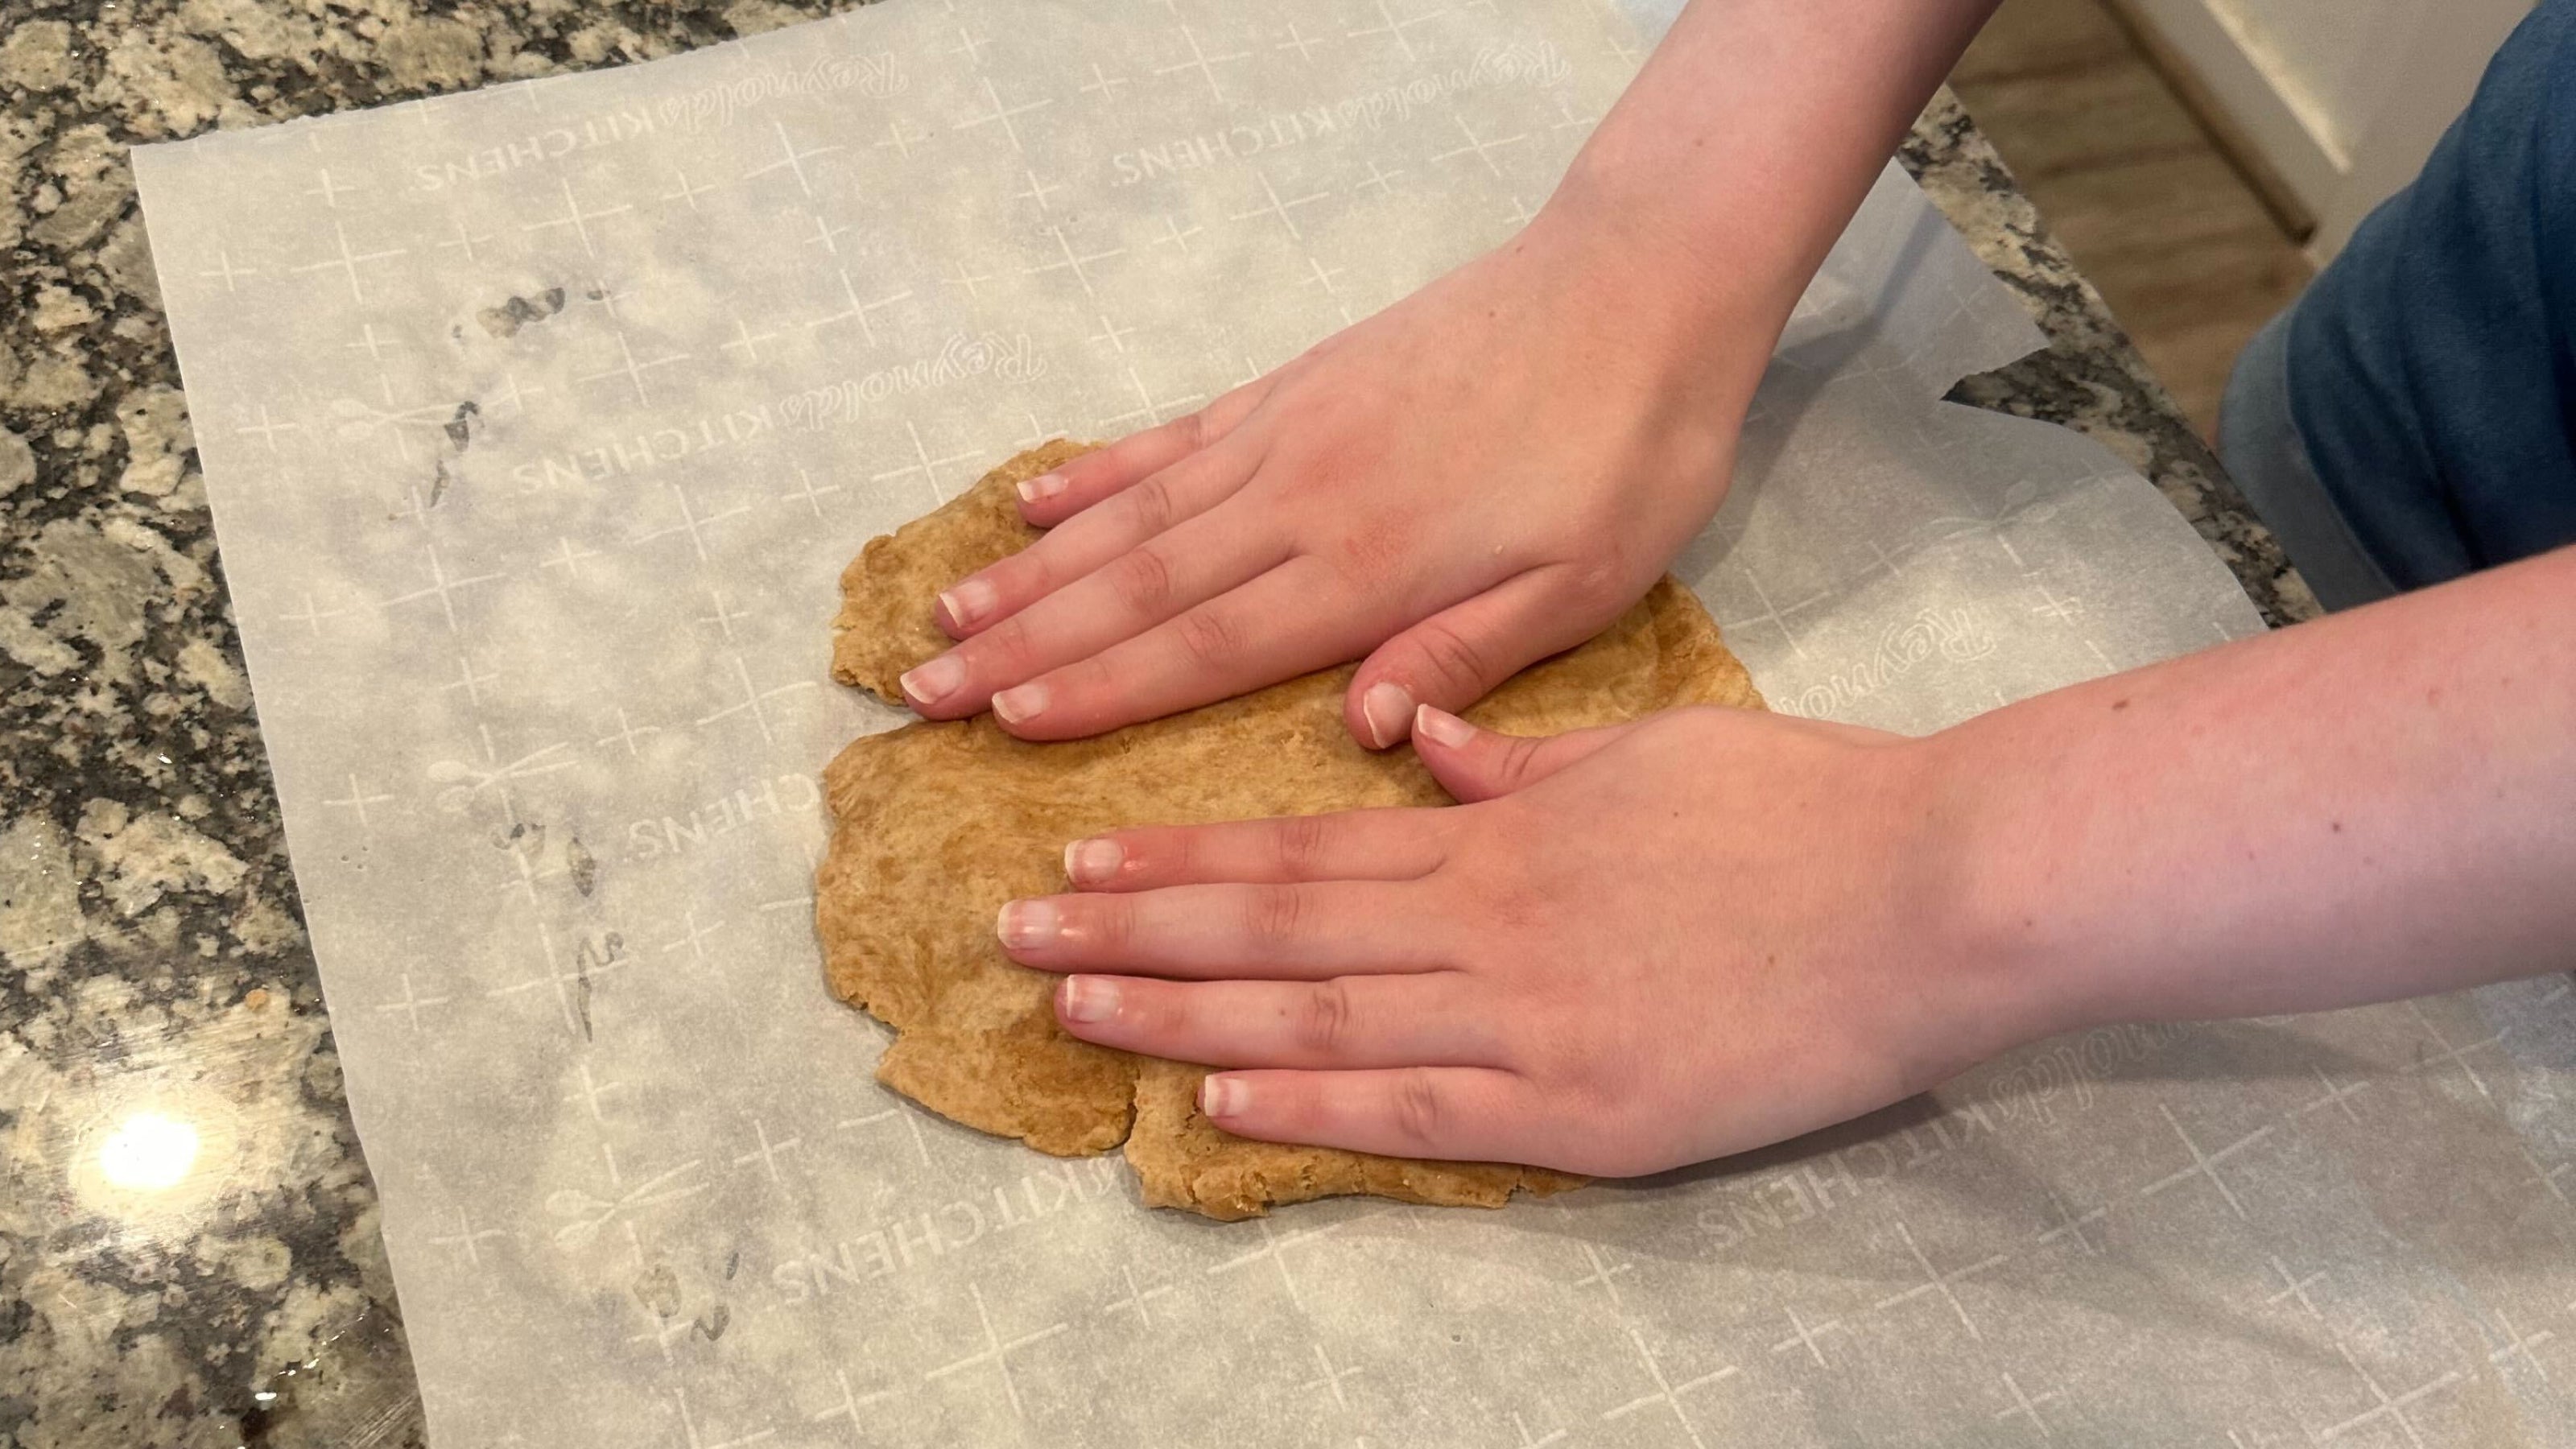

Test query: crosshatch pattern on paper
[130,0,2573,1444]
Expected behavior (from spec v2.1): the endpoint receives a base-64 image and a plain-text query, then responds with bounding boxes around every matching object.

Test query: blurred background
[1950,0,2532,440]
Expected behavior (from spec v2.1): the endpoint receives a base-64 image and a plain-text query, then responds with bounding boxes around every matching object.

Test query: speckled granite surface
[1901,94,2319,629]
[0,3,2310,1445]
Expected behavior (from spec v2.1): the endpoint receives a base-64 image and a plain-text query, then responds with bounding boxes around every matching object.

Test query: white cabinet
[2115,0,2533,260]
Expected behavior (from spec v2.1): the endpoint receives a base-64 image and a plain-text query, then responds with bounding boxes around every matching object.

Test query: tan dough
[816,444,1765,1220]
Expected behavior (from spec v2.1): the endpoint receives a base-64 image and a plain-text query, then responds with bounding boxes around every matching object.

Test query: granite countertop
[0,3,2315,1445]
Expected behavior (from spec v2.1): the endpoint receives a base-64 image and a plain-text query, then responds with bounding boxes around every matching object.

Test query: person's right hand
[994,701,2034,1176]
[896,201,1777,747]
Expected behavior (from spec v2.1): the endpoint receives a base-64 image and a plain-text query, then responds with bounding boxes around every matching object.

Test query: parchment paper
[133,0,2574,1443]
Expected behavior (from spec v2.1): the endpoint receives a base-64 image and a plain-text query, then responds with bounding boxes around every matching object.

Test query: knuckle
[1271,813,1331,877]
[973,562,1035,618]
[1241,883,1307,949]
[975,613,1037,673]
[1290,980,1354,1055]
[1053,654,1117,712]
[1390,1068,1445,1150]
[1132,982,1187,1035]
[1124,476,1176,536]
[1000,543,1059,598]
[1174,603,1249,667]
[1497,733,1550,786]
[1107,546,1177,617]
[1081,896,1136,953]
[1161,828,1196,882]
[1406,619,1492,696]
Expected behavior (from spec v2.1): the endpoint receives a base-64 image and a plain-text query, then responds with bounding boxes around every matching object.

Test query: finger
[1344,566,1621,749]
[996,881,1451,979]
[929,435,1258,640]
[1060,809,1449,892]
[1410,707,1639,803]
[1196,1066,1544,1166]
[1052,972,1498,1070]
[909,512,1287,720]
[989,555,1372,739]
[1015,379,1277,527]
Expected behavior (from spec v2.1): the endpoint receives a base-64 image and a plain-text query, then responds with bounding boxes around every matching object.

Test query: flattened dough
[818,444,1765,1220]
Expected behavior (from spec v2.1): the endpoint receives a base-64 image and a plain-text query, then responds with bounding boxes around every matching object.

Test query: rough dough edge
[829,438,1094,701]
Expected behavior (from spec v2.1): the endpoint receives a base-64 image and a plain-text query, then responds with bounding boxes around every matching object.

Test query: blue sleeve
[2283,0,2576,590]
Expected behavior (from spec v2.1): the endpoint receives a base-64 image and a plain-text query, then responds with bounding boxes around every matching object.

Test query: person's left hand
[890,208,1767,749]
[992,703,2053,1176]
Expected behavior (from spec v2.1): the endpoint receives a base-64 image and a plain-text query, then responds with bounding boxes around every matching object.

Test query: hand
[991,704,2049,1177]
[896,209,1771,746]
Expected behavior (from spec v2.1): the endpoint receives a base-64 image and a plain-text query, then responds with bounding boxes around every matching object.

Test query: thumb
[1410,704,1636,803]
[1346,569,1605,749]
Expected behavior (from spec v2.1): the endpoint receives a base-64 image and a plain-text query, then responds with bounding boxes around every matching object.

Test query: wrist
[1908,725,2107,1051]
[1534,131,1824,352]
[1508,184,1781,419]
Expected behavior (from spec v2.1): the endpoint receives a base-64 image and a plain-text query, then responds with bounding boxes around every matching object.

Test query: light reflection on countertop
[93,1110,208,1195]
[3,973,418,1446]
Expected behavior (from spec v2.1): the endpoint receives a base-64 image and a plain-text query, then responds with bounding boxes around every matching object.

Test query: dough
[817,444,1765,1220]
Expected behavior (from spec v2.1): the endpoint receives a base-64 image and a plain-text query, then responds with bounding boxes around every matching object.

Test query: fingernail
[1413,704,1474,749]
[1064,837,1125,886]
[996,898,1059,949]
[939,577,998,628]
[1018,471,1068,503]
[1199,1074,1248,1119]
[1057,976,1117,1024]
[992,681,1050,724]
[1360,681,1414,749]
[899,654,966,707]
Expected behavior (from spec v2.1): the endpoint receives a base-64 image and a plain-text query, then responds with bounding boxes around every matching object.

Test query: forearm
[1534,0,2003,389]
[1943,545,2576,1032]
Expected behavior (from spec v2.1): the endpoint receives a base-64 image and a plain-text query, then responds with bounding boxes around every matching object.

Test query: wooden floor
[1950,0,2312,439]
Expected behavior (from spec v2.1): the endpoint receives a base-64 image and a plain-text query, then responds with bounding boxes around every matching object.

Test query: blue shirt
[2286,0,2576,589]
